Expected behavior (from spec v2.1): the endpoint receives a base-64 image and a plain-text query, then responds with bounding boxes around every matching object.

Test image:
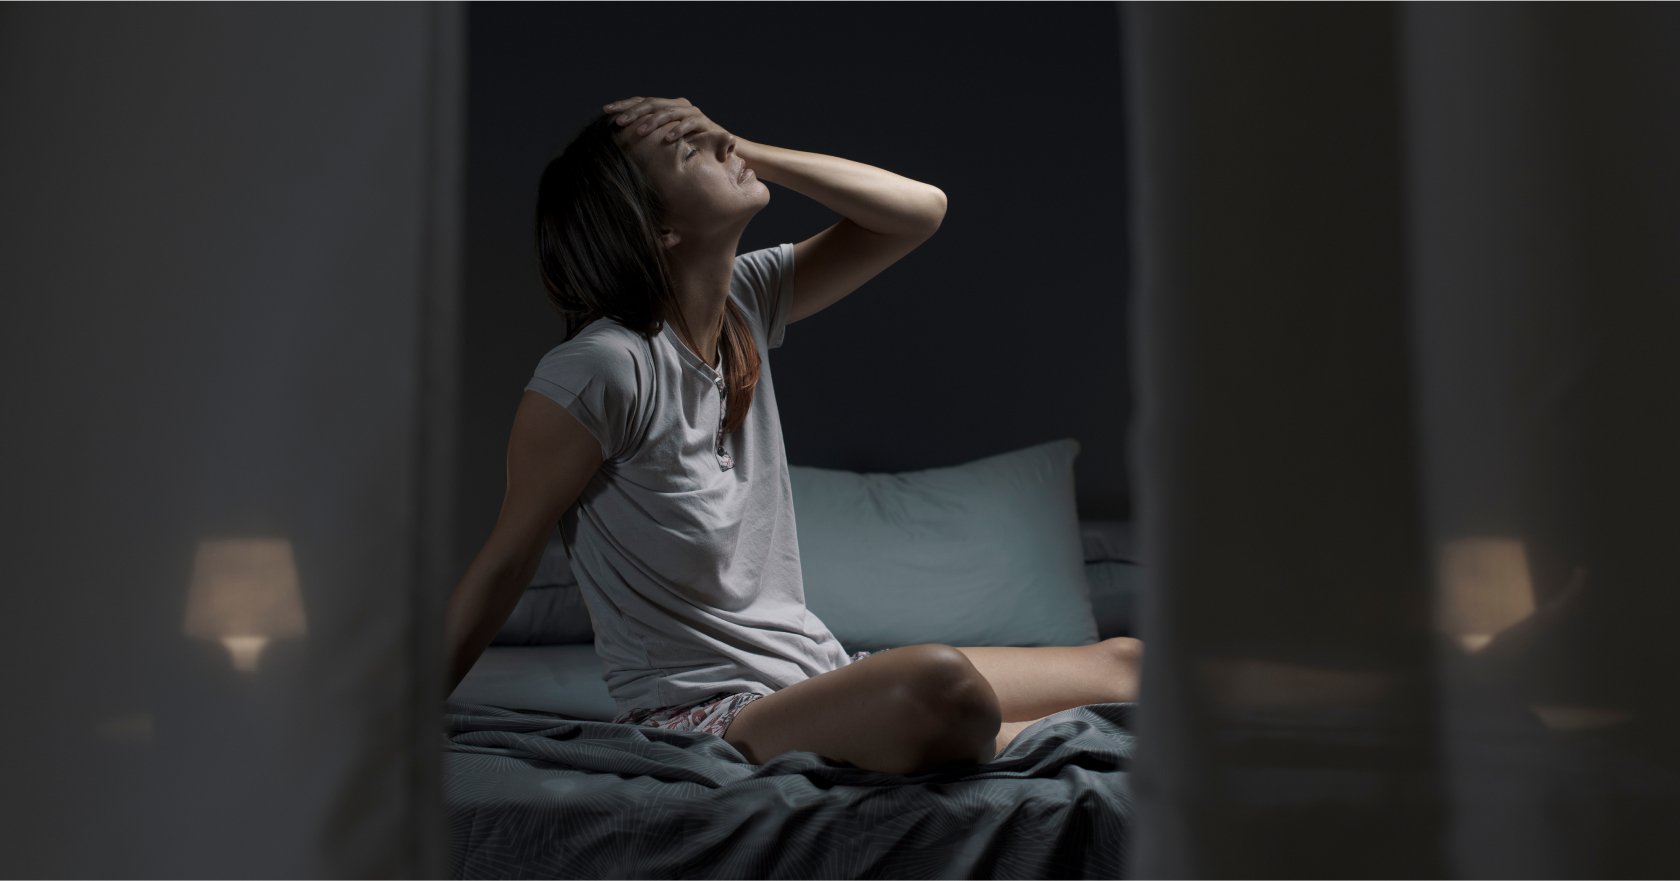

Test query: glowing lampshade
[1434,536,1536,653]
[183,537,307,672]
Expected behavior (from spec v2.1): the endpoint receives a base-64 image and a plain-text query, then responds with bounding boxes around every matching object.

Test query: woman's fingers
[605,101,642,125]
[604,96,695,128]
[604,97,656,126]
[618,116,685,147]
[636,106,690,134]
[617,104,663,128]
[602,98,716,145]
[664,112,707,141]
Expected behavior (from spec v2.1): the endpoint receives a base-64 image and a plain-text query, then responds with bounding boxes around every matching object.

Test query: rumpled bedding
[444,701,1137,879]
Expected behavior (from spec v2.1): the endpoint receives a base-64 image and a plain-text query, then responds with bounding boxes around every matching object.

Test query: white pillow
[790,439,1100,651]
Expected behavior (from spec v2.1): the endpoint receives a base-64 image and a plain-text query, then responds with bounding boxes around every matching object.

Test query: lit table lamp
[1434,536,1536,653]
[183,537,307,672]
[1436,538,1629,731]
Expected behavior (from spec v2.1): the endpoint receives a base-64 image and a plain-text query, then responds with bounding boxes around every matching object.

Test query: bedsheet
[444,700,1137,879]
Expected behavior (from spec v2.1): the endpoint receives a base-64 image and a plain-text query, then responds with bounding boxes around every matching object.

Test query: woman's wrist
[731,138,945,237]
[733,138,773,177]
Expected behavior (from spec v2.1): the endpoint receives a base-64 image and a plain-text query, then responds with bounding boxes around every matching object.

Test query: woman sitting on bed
[443,96,1143,774]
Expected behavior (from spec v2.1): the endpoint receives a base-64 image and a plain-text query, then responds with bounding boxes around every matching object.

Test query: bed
[445,439,1144,879]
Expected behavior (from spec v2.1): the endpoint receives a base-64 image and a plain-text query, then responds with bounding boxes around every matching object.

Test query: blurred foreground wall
[0,3,462,876]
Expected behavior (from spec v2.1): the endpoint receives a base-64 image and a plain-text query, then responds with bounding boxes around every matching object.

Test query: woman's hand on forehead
[603,96,734,148]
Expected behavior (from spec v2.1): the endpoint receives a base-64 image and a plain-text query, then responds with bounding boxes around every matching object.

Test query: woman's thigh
[723,643,1002,774]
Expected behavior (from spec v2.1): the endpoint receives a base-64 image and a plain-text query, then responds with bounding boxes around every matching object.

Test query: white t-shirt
[524,243,854,714]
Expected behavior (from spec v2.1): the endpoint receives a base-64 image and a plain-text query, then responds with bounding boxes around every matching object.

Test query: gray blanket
[443,701,1137,879]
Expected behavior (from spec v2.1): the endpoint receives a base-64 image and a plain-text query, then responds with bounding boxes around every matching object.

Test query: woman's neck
[666,250,735,367]
[668,302,724,368]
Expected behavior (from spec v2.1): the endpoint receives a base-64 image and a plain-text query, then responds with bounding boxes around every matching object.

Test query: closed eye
[683,147,697,162]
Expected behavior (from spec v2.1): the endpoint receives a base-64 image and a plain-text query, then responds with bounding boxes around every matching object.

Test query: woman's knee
[892,644,1003,764]
[722,644,1000,772]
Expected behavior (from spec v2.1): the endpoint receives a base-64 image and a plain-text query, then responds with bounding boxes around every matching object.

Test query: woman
[444,96,1142,775]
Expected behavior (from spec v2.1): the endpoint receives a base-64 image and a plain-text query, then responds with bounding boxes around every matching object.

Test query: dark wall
[457,2,1131,577]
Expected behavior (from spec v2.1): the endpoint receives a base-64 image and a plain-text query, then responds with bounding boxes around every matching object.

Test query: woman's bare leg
[724,643,1003,774]
[993,718,1046,755]
[955,636,1143,723]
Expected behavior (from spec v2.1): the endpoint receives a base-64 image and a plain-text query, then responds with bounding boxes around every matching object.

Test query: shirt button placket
[714,374,734,471]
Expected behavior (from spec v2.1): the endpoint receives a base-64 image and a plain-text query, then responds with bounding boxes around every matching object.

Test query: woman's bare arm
[443,391,604,696]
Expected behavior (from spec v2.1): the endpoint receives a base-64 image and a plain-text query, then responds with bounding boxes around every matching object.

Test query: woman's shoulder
[729,244,793,347]
[533,318,658,382]
[542,317,653,357]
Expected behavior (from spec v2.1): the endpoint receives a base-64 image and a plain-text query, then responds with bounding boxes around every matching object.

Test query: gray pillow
[493,545,1137,646]
[492,582,593,646]
[491,530,593,646]
[1085,560,1143,639]
[494,441,1117,648]
[1078,519,1137,564]
[1078,519,1142,639]
[791,439,1100,651]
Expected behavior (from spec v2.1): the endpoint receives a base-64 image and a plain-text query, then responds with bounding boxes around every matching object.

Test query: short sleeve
[731,243,795,350]
[524,333,648,463]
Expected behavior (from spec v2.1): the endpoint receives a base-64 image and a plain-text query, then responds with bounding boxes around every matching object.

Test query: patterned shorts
[613,649,878,738]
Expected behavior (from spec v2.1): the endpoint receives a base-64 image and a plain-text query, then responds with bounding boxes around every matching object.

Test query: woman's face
[614,122,768,243]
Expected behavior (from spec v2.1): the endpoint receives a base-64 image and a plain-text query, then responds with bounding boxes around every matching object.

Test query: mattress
[451,644,616,721]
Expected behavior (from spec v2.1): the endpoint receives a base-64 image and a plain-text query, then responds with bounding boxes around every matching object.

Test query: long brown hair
[534,112,762,437]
